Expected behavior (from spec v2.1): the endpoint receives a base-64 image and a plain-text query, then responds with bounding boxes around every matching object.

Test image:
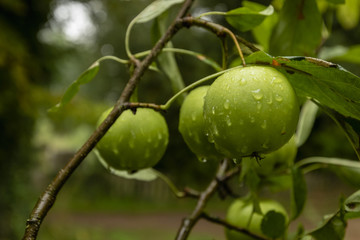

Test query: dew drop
[251,89,263,100]
[266,94,273,104]
[158,132,163,140]
[249,115,255,123]
[240,78,247,86]
[198,157,207,163]
[275,94,283,102]
[213,125,219,136]
[191,112,197,121]
[224,100,230,110]
[212,106,216,115]
[233,158,242,164]
[281,125,287,135]
[226,115,232,126]
[261,120,267,129]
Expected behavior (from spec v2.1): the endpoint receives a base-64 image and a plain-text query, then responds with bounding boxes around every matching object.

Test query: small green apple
[225,199,288,240]
[95,108,169,171]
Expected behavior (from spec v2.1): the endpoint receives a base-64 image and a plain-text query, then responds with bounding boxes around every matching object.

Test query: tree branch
[22,0,195,239]
[175,159,228,240]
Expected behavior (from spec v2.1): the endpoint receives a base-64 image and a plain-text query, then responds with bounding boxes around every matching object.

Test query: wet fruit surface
[254,135,297,176]
[203,66,299,159]
[225,199,288,240]
[96,108,169,171]
[179,86,222,161]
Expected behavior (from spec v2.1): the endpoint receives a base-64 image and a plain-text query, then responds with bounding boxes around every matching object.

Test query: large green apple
[203,66,299,159]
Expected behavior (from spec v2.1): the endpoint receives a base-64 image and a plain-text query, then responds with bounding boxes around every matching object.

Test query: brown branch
[22,1,195,239]
[179,16,260,54]
[200,212,267,240]
[175,159,228,240]
[123,102,165,113]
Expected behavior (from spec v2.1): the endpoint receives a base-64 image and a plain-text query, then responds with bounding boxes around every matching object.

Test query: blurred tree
[0,0,52,238]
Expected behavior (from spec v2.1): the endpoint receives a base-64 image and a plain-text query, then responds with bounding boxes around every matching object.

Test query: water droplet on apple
[224,100,230,110]
[275,94,283,102]
[251,89,263,100]
[261,120,267,129]
[191,112,197,121]
[226,115,232,126]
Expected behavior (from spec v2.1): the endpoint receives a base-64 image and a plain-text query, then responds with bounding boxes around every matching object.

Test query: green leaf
[225,1,274,32]
[308,212,347,240]
[261,210,287,238]
[252,11,278,51]
[290,167,307,220]
[94,150,158,181]
[269,0,322,56]
[344,189,360,219]
[135,0,184,23]
[49,62,100,112]
[319,106,360,159]
[152,13,185,104]
[246,51,360,121]
[296,100,319,147]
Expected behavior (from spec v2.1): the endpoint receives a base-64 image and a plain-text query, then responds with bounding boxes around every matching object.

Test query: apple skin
[95,108,169,171]
[179,86,223,161]
[203,66,299,159]
[225,199,288,240]
[253,135,297,176]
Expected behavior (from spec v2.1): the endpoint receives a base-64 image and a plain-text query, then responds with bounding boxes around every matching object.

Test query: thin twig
[22,1,195,239]
[201,212,267,240]
[123,102,165,113]
[175,159,228,240]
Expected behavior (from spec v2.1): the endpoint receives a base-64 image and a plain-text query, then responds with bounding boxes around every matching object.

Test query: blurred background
[1,0,360,239]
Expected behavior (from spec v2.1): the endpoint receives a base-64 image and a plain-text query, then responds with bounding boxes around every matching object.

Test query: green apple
[179,86,223,161]
[225,199,288,240]
[95,108,169,171]
[254,135,297,176]
[203,66,299,159]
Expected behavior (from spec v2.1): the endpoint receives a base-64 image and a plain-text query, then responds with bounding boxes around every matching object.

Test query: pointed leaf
[290,167,307,220]
[261,210,287,239]
[152,13,185,104]
[308,212,347,240]
[245,51,360,121]
[49,62,99,112]
[344,189,360,219]
[269,0,322,56]
[319,105,360,159]
[226,1,274,32]
[135,0,184,23]
[296,100,319,147]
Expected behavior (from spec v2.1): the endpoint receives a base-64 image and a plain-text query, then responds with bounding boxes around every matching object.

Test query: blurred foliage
[1,0,360,239]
